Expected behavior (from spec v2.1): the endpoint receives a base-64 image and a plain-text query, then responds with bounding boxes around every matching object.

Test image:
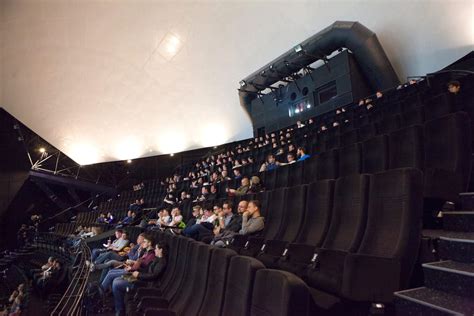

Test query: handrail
[40,234,91,316]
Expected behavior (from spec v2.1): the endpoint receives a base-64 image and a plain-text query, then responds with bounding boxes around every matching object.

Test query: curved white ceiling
[1,0,473,165]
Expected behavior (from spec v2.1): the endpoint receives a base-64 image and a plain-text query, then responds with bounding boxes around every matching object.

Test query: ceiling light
[239,80,246,87]
[39,147,46,153]
[170,153,174,157]
[294,44,303,53]
[157,32,184,61]
[127,159,132,163]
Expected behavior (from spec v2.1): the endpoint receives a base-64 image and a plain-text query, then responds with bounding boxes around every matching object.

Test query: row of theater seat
[227,168,423,309]
[239,112,471,204]
[120,168,423,315]
[126,234,313,316]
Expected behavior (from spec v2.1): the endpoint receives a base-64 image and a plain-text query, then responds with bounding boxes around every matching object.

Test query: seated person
[35,259,63,296]
[182,208,217,240]
[112,243,169,315]
[169,208,184,228]
[90,229,129,262]
[280,152,296,166]
[297,147,310,161]
[211,200,247,247]
[239,200,265,236]
[100,234,155,292]
[92,234,145,282]
[117,210,136,227]
[259,154,279,172]
[105,212,115,224]
[248,176,262,194]
[96,213,106,224]
[226,177,250,196]
[30,256,54,281]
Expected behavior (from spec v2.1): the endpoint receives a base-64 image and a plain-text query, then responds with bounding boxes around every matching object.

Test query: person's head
[121,232,128,241]
[107,212,112,217]
[162,209,169,217]
[136,233,145,245]
[213,204,222,214]
[287,153,296,163]
[141,233,155,250]
[192,206,201,217]
[376,91,383,98]
[241,177,250,187]
[203,208,213,218]
[288,144,295,152]
[238,200,249,214]
[297,147,306,157]
[247,200,261,217]
[267,154,275,164]
[201,186,209,195]
[155,242,169,258]
[131,211,136,218]
[447,80,461,94]
[223,201,234,215]
[115,229,123,239]
[233,168,241,176]
[48,257,55,264]
[221,170,228,177]
[139,198,145,204]
[250,176,260,186]
[210,185,217,194]
[172,207,181,216]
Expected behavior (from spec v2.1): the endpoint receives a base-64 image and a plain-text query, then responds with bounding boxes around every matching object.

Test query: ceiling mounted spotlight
[294,44,303,53]
[127,159,132,164]
[13,124,19,130]
[239,80,247,87]
[170,153,174,157]
[39,147,46,153]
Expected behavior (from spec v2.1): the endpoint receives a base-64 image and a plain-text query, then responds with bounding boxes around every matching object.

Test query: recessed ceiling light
[157,32,184,61]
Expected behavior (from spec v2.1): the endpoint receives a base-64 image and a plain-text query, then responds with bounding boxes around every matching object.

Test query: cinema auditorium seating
[49,73,474,315]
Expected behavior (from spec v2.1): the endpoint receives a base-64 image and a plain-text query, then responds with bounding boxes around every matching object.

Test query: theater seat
[423,93,454,121]
[304,174,369,296]
[388,125,424,170]
[338,143,361,177]
[263,169,277,191]
[277,180,334,277]
[423,112,472,201]
[250,269,312,316]
[287,162,304,187]
[256,185,307,268]
[240,188,286,257]
[302,156,317,184]
[316,149,338,180]
[400,106,425,127]
[341,168,423,303]
[376,114,401,135]
[197,248,237,316]
[361,135,388,174]
[221,256,265,316]
[275,165,290,189]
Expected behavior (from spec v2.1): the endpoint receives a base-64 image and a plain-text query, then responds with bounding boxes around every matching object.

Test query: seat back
[388,125,424,170]
[322,174,369,252]
[296,180,334,246]
[250,269,311,316]
[316,149,338,180]
[361,135,388,174]
[263,188,287,240]
[197,248,237,316]
[276,185,307,242]
[275,165,290,189]
[338,143,361,177]
[221,256,265,316]
[357,168,423,288]
[287,162,304,187]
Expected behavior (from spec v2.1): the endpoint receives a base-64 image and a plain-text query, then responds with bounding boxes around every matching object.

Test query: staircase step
[423,260,474,298]
[438,235,474,263]
[442,211,474,232]
[394,287,474,315]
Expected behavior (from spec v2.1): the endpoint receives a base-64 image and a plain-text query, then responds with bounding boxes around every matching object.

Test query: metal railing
[47,238,91,316]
